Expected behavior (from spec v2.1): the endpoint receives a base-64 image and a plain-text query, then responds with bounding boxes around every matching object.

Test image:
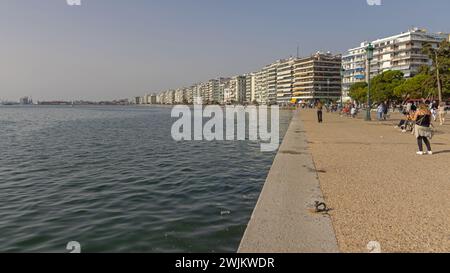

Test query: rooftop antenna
[296,45,300,58]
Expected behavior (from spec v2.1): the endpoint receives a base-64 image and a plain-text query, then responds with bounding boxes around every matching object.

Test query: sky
[0,0,449,101]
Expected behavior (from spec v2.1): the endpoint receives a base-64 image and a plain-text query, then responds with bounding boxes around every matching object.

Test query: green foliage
[394,74,432,99]
[348,82,367,103]
[369,70,405,102]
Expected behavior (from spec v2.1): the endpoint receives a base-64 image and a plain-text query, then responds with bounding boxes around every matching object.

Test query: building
[292,52,342,101]
[207,79,219,104]
[254,66,269,104]
[276,58,296,104]
[156,94,163,104]
[199,82,209,103]
[19,97,33,105]
[184,86,194,104]
[174,89,185,104]
[144,94,157,104]
[342,28,449,99]
[245,73,256,104]
[150,94,157,104]
[134,96,144,104]
[143,94,157,104]
[224,76,246,104]
[266,62,279,105]
[161,90,175,104]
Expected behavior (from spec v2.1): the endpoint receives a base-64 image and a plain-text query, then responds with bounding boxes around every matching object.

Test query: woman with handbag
[413,103,433,155]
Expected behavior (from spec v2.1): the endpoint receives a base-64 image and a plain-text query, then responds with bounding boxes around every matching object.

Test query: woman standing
[413,103,433,155]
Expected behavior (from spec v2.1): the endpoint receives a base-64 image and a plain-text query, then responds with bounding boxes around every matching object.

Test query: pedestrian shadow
[433,150,450,155]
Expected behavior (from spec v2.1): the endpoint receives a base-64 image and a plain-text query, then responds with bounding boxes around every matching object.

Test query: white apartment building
[162,90,175,104]
[276,58,296,104]
[342,28,448,99]
[184,86,194,104]
[207,79,220,104]
[174,89,185,104]
[143,94,157,104]
[225,76,246,104]
[199,82,209,103]
[216,78,228,105]
[254,66,269,104]
[266,62,279,105]
[245,73,256,103]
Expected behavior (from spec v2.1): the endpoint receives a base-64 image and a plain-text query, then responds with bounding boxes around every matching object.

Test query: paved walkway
[300,109,450,253]
[239,110,338,253]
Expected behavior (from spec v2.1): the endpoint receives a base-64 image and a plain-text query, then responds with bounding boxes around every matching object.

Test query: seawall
[238,110,339,253]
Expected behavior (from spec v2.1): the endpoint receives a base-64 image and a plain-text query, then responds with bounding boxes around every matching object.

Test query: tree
[369,70,405,102]
[394,74,432,100]
[348,82,367,103]
[422,40,450,100]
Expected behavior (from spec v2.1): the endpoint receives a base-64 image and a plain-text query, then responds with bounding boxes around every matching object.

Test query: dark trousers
[317,110,323,123]
[417,136,431,152]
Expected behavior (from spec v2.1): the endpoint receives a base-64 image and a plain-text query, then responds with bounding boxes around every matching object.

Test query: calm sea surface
[0,105,292,253]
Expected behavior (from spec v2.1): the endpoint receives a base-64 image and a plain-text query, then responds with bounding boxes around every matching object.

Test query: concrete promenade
[240,108,450,253]
[300,109,450,253]
[239,110,339,253]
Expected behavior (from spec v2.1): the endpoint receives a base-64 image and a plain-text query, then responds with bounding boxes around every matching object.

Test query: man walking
[317,101,324,123]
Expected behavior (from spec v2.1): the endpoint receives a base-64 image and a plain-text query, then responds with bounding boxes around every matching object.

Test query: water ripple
[0,105,292,253]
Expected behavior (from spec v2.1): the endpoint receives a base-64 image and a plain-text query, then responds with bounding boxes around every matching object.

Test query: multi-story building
[156,94,162,104]
[216,78,229,105]
[342,28,448,99]
[199,82,209,103]
[19,96,33,105]
[276,58,296,104]
[225,76,246,104]
[254,66,269,104]
[292,52,342,101]
[206,79,219,104]
[162,90,175,104]
[174,89,185,104]
[144,94,157,104]
[245,73,256,104]
[266,62,279,105]
[191,83,202,102]
[143,94,157,104]
[184,86,194,104]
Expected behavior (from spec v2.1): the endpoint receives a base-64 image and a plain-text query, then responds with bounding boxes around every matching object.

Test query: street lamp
[365,43,374,121]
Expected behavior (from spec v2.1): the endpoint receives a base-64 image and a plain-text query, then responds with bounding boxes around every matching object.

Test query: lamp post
[365,43,374,121]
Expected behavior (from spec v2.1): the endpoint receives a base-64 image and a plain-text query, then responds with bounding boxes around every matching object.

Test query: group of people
[396,100,447,155]
[311,99,448,156]
[341,104,358,118]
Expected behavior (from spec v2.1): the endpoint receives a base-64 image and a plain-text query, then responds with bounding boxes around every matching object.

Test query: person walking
[383,101,389,120]
[316,101,323,123]
[413,103,433,155]
[377,103,384,121]
[430,102,438,122]
[438,102,446,125]
[351,104,357,118]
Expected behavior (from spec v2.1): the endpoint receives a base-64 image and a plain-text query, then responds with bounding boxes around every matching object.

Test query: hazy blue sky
[1,0,449,101]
